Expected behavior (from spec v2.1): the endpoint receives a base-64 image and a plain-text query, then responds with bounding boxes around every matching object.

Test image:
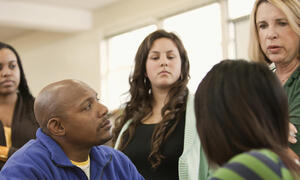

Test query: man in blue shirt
[0,79,144,180]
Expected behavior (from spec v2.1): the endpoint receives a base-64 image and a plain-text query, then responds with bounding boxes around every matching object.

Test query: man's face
[61,83,112,147]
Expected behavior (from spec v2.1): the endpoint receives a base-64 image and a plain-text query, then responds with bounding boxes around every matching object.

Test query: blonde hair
[248,0,300,64]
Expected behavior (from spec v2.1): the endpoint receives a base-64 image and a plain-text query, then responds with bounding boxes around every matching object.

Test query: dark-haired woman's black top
[123,115,185,180]
[0,94,39,169]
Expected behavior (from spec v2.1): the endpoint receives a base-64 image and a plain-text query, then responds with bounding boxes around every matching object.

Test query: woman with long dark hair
[113,29,209,180]
[0,42,39,169]
[195,60,300,179]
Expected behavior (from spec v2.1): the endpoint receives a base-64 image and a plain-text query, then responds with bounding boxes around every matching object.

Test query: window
[228,0,256,19]
[100,0,253,109]
[227,0,255,59]
[163,3,222,93]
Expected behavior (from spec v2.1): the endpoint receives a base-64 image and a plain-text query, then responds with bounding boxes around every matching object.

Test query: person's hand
[0,145,9,162]
[289,122,298,144]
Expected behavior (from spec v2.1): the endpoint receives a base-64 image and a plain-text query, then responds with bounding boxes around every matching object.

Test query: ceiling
[0,26,32,40]
[6,0,118,10]
[0,0,120,41]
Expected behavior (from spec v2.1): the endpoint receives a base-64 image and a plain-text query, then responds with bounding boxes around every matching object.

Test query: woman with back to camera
[0,42,39,169]
[113,29,209,180]
[195,59,300,179]
[249,0,300,156]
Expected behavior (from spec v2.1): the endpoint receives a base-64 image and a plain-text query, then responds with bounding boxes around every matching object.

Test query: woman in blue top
[194,60,300,179]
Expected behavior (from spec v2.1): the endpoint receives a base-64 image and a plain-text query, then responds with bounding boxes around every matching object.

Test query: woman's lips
[159,71,170,75]
[0,80,14,86]
[267,45,281,53]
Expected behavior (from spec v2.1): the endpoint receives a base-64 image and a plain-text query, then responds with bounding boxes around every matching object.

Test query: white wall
[94,0,216,37]
[5,0,250,99]
[5,0,216,97]
[7,30,101,95]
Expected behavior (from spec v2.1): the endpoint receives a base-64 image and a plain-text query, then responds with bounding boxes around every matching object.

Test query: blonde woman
[249,0,300,156]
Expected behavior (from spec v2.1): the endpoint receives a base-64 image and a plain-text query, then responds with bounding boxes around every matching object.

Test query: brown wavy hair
[195,59,300,174]
[113,29,190,169]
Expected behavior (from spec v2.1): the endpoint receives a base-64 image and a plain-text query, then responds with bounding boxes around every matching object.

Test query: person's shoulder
[0,139,52,179]
[227,149,280,166]
[2,139,47,169]
[94,145,129,160]
[209,152,254,180]
[94,145,137,172]
[95,145,136,168]
[97,146,145,179]
[211,149,283,180]
[287,65,300,86]
[294,67,300,83]
[93,145,144,180]
[9,138,47,160]
[12,139,36,155]
[94,145,115,153]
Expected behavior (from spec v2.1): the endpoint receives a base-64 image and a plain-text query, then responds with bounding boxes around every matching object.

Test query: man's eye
[84,103,92,111]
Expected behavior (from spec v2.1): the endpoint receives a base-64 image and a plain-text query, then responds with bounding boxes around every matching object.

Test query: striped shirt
[210,149,296,180]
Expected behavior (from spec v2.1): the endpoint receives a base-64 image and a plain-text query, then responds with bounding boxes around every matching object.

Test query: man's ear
[47,118,65,136]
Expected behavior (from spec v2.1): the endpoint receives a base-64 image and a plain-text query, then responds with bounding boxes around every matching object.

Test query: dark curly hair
[113,29,190,169]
